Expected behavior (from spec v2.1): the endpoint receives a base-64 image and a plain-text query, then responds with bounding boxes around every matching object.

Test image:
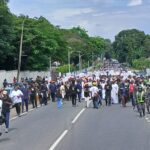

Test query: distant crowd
[0,73,150,136]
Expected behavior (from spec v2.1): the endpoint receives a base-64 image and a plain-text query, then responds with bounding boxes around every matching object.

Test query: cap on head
[92,82,97,86]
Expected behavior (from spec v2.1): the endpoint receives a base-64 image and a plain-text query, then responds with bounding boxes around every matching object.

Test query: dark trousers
[98,96,102,106]
[130,93,135,108]
[105,93,111,106]
[13,103,21,116]
[138,102,145,117]
[3,112,10,128]
[121,96,126,107]
[51,93,56,102]
[93,97,99,109]
[71,94,76,106]
[30,96,37,108]
[77,92,81,102]
[65,93,70,101]
[146,100,150,113]
[22,98,28,112]
[42,96,47,105]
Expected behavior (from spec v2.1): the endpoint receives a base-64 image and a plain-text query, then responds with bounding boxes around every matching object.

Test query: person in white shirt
[0,99,2,117]
[111,81,119,104]
[0,99,3,136]
[10,86,23,116]
[90,82,99,109]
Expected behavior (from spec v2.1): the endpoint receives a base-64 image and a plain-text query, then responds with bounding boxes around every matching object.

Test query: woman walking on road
[1,90,12,133]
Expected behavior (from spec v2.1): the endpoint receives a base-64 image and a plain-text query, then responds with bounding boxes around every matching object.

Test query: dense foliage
[0,1,150,71]
[113,29,150,66]
[132,58,150,70]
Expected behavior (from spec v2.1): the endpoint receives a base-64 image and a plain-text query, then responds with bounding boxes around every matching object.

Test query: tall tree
[0,0,14,70]
[113,29,145,64]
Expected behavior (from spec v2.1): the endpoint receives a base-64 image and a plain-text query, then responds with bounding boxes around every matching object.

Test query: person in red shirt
[129,80,135,109]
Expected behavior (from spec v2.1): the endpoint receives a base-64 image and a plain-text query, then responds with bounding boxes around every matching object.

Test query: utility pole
[17,20,24,82]
[50,57,52,77]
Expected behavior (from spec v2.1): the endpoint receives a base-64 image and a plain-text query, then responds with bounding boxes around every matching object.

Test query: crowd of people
[0,73,150,136]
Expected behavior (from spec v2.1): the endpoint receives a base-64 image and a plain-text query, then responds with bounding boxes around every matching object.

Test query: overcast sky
[8,0,150,40]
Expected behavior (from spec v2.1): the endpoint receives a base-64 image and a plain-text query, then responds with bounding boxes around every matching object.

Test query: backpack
[70,85,76,95]
[56,88,62,98]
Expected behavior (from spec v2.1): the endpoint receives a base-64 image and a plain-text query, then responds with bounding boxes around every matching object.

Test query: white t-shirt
[0,100,2,116]
[90,86,99,97]
[10,90,23,104]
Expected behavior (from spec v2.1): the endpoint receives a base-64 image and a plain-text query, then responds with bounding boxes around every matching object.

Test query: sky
[8,0,150,40]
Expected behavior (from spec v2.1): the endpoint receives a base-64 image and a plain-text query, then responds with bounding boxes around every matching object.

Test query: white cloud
[128,0,143,6]
[54,7,150,40]
[50,8,94,21]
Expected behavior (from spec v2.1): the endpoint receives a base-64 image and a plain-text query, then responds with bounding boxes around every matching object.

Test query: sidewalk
[10,104,34,119]
[10,97,48,120]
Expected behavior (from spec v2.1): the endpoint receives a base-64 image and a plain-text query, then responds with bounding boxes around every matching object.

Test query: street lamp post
[17,20,25,82]
[68,49,83,73]
[78,51,81,71]
[68,50,71,73]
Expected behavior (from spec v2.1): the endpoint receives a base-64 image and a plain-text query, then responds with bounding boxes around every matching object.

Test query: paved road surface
[56,104,150,150]
[1,101,150,150]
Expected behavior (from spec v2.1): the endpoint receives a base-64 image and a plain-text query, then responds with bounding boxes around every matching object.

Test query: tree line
[0,0,150,71]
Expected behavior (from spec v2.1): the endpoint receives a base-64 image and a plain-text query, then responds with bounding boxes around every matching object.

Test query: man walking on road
[76,80,82,102]
[49,81,57,102]
[136,86,146,117]
[90,82,99,109]
[145,83,150,113]
[70,80,77,107]
[20,82,29,112]
[105,80,112,106]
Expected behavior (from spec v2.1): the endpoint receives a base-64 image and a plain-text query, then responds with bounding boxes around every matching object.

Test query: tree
[0,0,14,70]
[113,29,145,64]
[143,35,150,58]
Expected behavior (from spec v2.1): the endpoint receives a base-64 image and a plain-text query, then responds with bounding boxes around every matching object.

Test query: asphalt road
[1,101,150,150]
[56,104,150,150]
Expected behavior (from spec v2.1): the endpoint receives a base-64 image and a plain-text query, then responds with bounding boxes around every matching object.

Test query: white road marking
[49,130,68,150]
[72,108,85,124]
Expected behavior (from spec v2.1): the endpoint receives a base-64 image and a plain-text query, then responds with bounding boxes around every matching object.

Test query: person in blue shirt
[49,81,57,102]
[76,81,82,102]
[20,82,29,112]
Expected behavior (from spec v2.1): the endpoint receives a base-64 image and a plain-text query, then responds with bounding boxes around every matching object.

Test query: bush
[56,64,75,73]
[132,58,150,70]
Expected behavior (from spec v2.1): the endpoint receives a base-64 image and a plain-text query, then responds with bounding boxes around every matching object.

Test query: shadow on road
[0,138,10,143]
